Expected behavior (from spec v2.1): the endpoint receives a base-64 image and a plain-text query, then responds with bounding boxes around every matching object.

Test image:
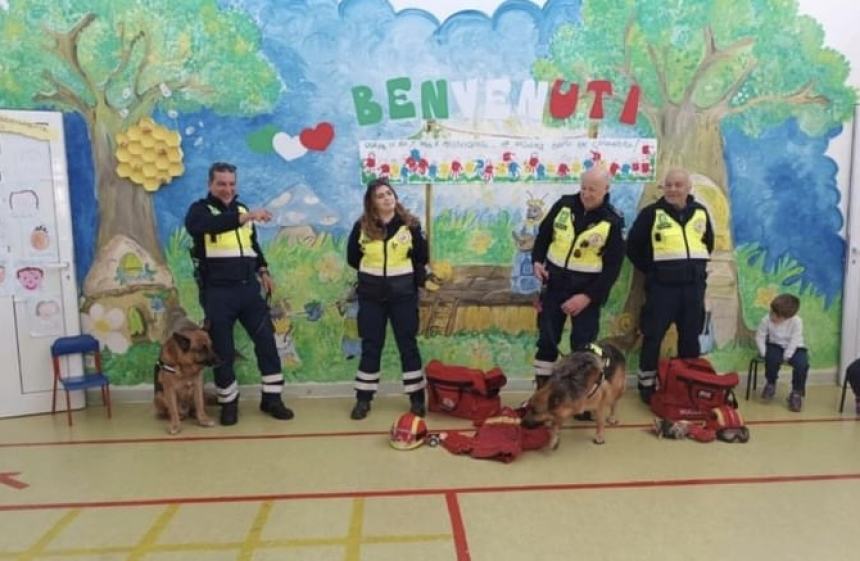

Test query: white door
[0,110,83,417]
[840,105,860,384]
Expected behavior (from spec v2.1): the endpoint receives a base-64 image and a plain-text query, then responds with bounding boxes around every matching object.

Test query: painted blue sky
[64,0,848,298]
[145,0,583,235]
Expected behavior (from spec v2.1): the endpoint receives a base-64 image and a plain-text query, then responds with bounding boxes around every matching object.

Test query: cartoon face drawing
[36,300,60,319]
[9,190,39,217]
[31,225,50,251]
[16,267,44,291]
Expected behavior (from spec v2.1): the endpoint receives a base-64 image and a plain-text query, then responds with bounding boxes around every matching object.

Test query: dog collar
[156,359,178,374]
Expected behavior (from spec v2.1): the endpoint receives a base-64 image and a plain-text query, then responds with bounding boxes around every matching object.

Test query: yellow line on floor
[364,533,453,544]
[15,509,80,561]
[238,500,273,561]
[344,497,366,561]
[0,533,460,559]
[9,546,131,558]
[127,504,179,561]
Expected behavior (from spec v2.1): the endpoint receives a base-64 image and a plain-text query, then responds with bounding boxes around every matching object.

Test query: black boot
[260,395,294,420]
[350,399,371,420]
[220,399,239,426]
[409,390,426,417]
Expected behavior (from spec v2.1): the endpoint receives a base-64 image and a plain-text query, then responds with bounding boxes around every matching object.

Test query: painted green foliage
[0,0,280,117]
[535,0,855,353]
[534,0,855,138]
[0,0,282,267]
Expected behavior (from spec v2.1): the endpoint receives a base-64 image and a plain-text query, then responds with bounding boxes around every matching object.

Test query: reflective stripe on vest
[204,205,258,258]
[546,207,612,273]
[359,225,414,276]
[651,208,709,261]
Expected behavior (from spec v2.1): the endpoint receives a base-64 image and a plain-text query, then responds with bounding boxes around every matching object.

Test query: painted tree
[0,0,280,283]
[534,0,855,347]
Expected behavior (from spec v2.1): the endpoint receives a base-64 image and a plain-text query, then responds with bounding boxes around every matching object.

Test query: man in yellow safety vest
[530,167,625,388]
[185,162,294,426]
[626,168,715,404]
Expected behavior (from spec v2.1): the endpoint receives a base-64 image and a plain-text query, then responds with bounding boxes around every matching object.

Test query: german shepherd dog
[521,343,627,447]
[154,327,220,435]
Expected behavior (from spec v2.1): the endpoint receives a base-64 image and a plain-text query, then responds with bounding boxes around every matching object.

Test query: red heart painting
[299,122,335,151]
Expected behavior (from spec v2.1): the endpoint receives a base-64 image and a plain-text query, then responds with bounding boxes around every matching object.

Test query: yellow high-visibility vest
[546,207,612,273]
[359,225,414,276]
[203,205,257,258]
[651,208,709,261]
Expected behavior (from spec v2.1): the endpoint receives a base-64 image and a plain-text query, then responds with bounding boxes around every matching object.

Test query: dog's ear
[200,318,211,332]
[172,332,192,352]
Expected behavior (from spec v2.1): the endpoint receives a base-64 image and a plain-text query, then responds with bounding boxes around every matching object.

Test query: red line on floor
[1,472,858,512]
[445,492,471,561]
[0,416,855,449]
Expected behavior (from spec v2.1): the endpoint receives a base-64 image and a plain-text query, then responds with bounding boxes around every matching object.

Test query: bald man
[530,167,625,388]
[626,168,715,404]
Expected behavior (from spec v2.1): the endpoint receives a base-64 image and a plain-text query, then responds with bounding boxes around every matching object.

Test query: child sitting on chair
[845,359,860,415]
[755,293,808,412]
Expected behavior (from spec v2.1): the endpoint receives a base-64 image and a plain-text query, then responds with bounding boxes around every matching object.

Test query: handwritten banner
[359,137,657,185]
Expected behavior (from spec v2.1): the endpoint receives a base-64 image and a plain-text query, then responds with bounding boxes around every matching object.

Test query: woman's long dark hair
[360,178,419,240]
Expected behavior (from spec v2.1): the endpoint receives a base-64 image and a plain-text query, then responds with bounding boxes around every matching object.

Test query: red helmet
[389,412,428,450]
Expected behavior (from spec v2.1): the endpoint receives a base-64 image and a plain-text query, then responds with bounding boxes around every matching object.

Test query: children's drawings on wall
[29,296,63,337]
[0,182,59,262]
[0,261,10,296]
[8,189,39,217]
[30,224,50,251]
[15,265,45,295]
[359,137,657,185]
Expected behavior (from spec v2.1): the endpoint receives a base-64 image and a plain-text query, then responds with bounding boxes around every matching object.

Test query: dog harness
[584,343,610,398]
[153,359,179,394]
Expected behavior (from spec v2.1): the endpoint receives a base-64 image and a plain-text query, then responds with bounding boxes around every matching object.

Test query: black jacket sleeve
[184,200,241,236]
[531,200,563,264]
[410,222,428,287]
[626,207,653,273]
[583,215,625,304]
[703,209,715,254]
[346,221,362,270]
[409,222,428,267]
[250,223,267,270]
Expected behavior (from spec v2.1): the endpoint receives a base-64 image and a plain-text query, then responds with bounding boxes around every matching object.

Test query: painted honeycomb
[115,117,184,191]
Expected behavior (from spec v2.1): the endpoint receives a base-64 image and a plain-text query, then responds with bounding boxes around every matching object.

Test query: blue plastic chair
[51,335,112,426]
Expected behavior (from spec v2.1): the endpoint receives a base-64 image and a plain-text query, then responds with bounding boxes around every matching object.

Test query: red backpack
[425,360,507,421]
[650,358,739,422]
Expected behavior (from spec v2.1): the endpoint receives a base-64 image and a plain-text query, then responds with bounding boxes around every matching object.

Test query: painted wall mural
[0,0,854,385]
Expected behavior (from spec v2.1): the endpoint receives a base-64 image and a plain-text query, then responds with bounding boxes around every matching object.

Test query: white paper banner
[359,137,657,185]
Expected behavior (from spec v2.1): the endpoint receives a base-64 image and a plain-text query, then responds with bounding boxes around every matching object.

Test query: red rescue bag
[425,360,507,421]
[650,358,739,422]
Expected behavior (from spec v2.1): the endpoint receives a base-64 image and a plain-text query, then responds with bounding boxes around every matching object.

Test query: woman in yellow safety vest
[346,178,428,420]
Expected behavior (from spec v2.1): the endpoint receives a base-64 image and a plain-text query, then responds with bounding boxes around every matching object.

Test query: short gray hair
[581,166,611,187]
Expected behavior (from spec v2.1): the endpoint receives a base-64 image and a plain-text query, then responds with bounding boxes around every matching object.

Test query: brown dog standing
[521,343,627,448]
[154,328,220,435]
